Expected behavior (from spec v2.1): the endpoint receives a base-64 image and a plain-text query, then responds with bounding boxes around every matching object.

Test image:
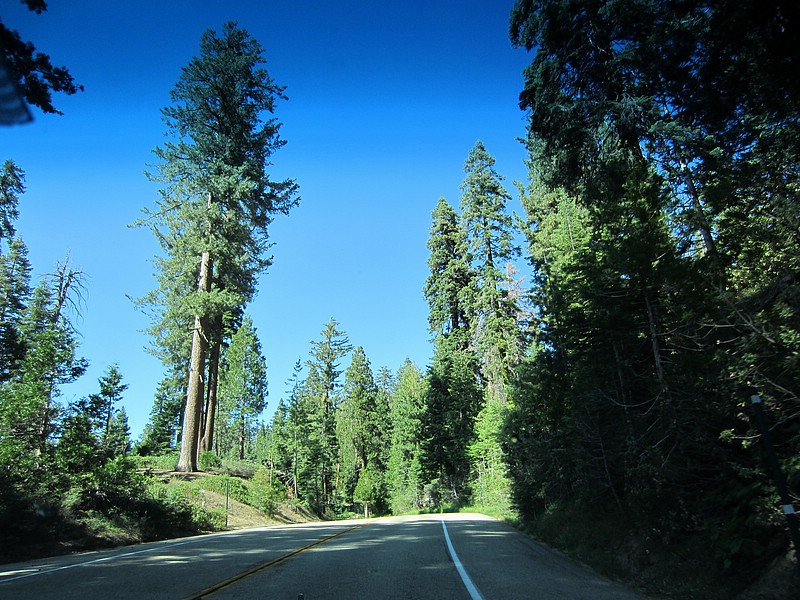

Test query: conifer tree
[281,359,307,500]
[0,162,30,382]
[0,237,31,382]
[140,369,185,454]
[422,195,484,504]
[0,160,24,244]
[386,359,426,513]
[0,1,83,116]
[86,365,128,458]
[304,319,351,510]
[421,330,482,502]
[142,22,298,471]
[105,408,131,458]
[424,198,474,337]
[336,347,386,514]
[218,315,267,460]
[0,263,86,498]
[459,141,521,401]
[508,0,800,572]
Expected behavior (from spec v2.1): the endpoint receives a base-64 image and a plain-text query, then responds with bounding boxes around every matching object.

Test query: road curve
[0,513,643,599]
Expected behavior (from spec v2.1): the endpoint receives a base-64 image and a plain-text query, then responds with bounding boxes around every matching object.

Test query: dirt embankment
[1,471,319,565]
[154,469,318,529]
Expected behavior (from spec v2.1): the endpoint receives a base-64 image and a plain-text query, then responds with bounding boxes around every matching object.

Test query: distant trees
[86,364,129,458]
[336,346,387,517]
[139,370,185,454]
[258,320,447,518]
[302,319,352,511]
[139,22,298,471]
[385,359,425,513]
[419,142,518,507]
[217,316,267,460]
[57,366,131,478]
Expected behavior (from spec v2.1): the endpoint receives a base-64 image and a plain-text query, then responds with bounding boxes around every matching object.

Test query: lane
[0,520,365,599]
[441,519,485,600]
[442,513,643,600]
[0,513,645,599]
[208,514,643,600]
[210,515,467,599]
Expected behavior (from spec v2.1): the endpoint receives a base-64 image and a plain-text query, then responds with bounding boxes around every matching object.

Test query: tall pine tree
[141,22,298,471]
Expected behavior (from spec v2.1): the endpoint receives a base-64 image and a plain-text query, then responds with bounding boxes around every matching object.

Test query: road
[0,513,643,599]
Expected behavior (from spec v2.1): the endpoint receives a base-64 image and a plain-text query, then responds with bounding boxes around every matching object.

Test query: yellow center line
[182,523,366,599]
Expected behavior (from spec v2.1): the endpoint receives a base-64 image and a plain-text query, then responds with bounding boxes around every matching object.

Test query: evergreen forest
[1,2,798,597]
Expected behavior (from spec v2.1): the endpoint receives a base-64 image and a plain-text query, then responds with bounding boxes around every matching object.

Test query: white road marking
[441,520,486,600]
[0,537,203,583]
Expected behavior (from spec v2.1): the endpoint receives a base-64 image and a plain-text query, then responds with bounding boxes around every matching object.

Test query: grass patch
[131,452,180,471]
[194,475,251,505]
[458,501,516,523]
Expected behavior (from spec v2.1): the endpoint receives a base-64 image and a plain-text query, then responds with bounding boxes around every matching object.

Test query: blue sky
[2,0,532,438]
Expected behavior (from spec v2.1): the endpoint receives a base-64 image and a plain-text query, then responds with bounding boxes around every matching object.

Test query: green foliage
[198,450,222,470]
[336,347,388,514]
[0,160,24,241]
[460,140,522,397]
[421,329,482,501]
[469,398,511,510]
[139,374,184,454]
[249,466,284,516]
[424,197,474,336]
[0,237,32,383]
[353,465,383,517]
[386,359,426,514]
[132,452,180,471]
[301,319,352,512]
[506,0,800,588]
[217,315,268,460]
[145,480,224,532]
[195,475,249,504]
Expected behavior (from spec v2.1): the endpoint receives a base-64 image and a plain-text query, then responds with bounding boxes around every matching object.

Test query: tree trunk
[238,414,246,460]
[679,159,718,260]
[293,434,299,499]
[176,251,213,472]
[644,291,667,392]
[200,338,220,453]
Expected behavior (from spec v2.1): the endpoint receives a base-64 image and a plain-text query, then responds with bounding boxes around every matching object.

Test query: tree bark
[238,414,246,460]
[200,337,220,453]
[644,291,667,392]
[679,159,718,260]
[176,251,213,472]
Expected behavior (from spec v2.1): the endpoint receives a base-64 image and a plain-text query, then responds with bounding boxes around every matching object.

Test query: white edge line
[441,520,486,600]
[0,521,356,584]
[0,537,203,583]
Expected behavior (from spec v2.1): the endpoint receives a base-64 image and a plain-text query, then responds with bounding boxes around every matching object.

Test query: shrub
[199,451,222,470]
[249,466,284,515]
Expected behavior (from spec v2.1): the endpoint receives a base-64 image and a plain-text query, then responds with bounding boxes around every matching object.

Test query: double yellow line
[183,523,366,599]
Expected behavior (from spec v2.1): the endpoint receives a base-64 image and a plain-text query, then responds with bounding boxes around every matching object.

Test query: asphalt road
[0,513,643,599]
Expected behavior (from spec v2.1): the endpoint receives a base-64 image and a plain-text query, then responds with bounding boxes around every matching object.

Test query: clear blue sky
[2,0,531,438]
